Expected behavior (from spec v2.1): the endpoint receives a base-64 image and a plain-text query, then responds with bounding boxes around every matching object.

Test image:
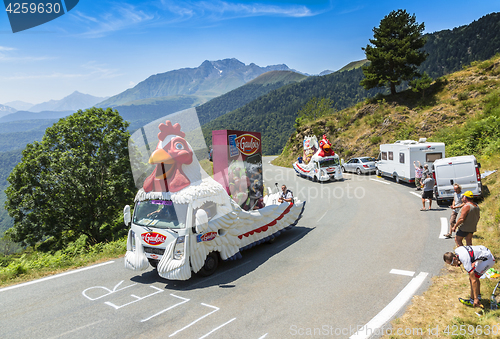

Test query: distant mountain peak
[29,92,108,112]
[97,58,297,107]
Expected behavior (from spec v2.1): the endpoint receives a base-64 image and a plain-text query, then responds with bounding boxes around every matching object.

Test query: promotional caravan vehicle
[292,135,343,182]
[376,139,445,183]
[123,109,306,280]
[433,155,482,204]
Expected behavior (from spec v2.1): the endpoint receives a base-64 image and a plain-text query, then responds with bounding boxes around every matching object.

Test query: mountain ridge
[29,91,108,112]
[97,58,295,107]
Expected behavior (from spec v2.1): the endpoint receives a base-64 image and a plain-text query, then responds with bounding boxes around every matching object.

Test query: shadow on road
[129,225,313,290]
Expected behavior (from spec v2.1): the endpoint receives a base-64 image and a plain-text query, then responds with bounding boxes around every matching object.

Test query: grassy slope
[274,55,500,336]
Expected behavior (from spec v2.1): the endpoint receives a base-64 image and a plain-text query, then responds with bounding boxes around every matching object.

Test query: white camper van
[432,155,482,204]
[376,139,445,183]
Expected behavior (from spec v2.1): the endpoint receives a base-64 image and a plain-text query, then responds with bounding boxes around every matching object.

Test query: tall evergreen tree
[361,9,428,95]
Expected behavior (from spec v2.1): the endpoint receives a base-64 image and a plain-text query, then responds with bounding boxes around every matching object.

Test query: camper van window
[382,152,387,160]
[388,151,393,161]
[399,153,405,164]
[426,153,443,162]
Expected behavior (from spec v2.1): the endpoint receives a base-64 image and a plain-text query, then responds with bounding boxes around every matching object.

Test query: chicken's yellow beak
[148,148,174,165]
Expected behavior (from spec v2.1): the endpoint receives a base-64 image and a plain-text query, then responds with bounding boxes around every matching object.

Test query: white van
[432,155,482,204]
[376,139,445,184]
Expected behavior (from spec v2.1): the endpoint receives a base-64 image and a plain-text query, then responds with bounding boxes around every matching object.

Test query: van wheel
[394,174,400,183]
[313,176,318,182]
[198,252,219,276]
[376,169,381,176]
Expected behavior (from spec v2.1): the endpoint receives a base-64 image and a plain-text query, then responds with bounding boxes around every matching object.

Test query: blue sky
[0,0,498,105]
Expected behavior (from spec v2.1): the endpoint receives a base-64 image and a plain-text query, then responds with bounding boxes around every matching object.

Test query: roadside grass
[0,237,126,288]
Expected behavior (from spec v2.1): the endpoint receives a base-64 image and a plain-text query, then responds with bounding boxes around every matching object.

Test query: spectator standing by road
[420,173,434,210]
[278,185,293,203]
[413,161,423,191]
[452,191,480,247]
[422,164,430,179]
[444,184,464,238]
[444,245,495,308]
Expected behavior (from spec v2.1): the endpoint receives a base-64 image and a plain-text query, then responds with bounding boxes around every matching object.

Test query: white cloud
[0,46,16,51]
[158,0,321,20]
[0,61,122,81]
[69,0,329,37]
[70,3,156,38]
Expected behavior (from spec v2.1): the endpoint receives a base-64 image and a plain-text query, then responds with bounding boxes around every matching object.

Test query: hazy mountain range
[29,91,108,112]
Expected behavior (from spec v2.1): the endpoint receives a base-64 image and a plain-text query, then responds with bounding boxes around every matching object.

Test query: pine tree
[361,9,428,95]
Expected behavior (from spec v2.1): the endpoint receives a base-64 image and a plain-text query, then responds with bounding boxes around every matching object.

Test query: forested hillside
[420,12,500,78]
[0,150,22,235]
[202,12,500,155]
[202,68,382,154]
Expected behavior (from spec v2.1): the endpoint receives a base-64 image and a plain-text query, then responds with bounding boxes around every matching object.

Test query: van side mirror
[195,209,209,234]
[123,205,131,226]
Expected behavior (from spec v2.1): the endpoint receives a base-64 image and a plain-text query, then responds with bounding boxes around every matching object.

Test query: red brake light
[363,165,368,168]
[432,172,436,181]
[476,167,481,182]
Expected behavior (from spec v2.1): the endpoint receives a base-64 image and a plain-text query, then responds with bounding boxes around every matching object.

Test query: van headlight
[173,236,185,260]
[130,230,136,250]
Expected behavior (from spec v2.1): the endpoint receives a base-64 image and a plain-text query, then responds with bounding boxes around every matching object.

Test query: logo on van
[196,232,217,242]
[141,232,167,246]
[235,134,260,156]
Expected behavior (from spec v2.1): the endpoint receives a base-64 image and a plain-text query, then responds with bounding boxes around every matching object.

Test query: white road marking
[258,334,268,339]
[82,280,137,301]
[369,178,390,185]
[170,303,219,336]
[349,272,428,339]
[141,294,190,322]
[106,285,163,310]
[439,217,449,239]
[198,318,236,339]
[317,211,328,222]
[0,261,115,293]
[47,319,105,339]
[390,269,415,277]
[409,191,422,198]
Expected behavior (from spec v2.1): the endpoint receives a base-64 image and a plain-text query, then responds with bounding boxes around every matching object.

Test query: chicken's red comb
[158,120,185,140]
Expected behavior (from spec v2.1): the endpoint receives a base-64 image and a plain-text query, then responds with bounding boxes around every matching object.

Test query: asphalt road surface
[0,156,455,339]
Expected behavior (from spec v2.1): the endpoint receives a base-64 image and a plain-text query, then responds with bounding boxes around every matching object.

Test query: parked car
[342,157,377,175]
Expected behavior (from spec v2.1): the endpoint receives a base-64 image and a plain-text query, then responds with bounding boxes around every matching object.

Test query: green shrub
[458,92,469,101]
[370,136,382,144]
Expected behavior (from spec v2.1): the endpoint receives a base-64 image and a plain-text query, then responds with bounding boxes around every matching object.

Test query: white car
[342,157,377,175]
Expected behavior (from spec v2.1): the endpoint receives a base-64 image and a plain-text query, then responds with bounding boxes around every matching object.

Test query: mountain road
[0,156,454,339]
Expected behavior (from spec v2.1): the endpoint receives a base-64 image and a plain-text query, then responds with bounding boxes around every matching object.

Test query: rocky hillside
[274,55,500,166]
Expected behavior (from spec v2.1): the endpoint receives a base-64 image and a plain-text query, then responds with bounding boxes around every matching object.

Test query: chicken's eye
[174,142,185,150]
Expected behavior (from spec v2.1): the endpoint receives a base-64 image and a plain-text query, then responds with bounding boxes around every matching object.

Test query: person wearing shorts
[444,245,495,307]
[452,190,480,247]
[413,161,423,191]
[420,173,434,210]
[444,184,464,238]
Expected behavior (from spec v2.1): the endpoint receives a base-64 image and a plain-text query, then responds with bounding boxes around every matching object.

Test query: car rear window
[360,158,375,163]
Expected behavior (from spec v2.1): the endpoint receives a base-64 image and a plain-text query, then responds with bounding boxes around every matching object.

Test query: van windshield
[320,158,340,167]
[133,200,186,229]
